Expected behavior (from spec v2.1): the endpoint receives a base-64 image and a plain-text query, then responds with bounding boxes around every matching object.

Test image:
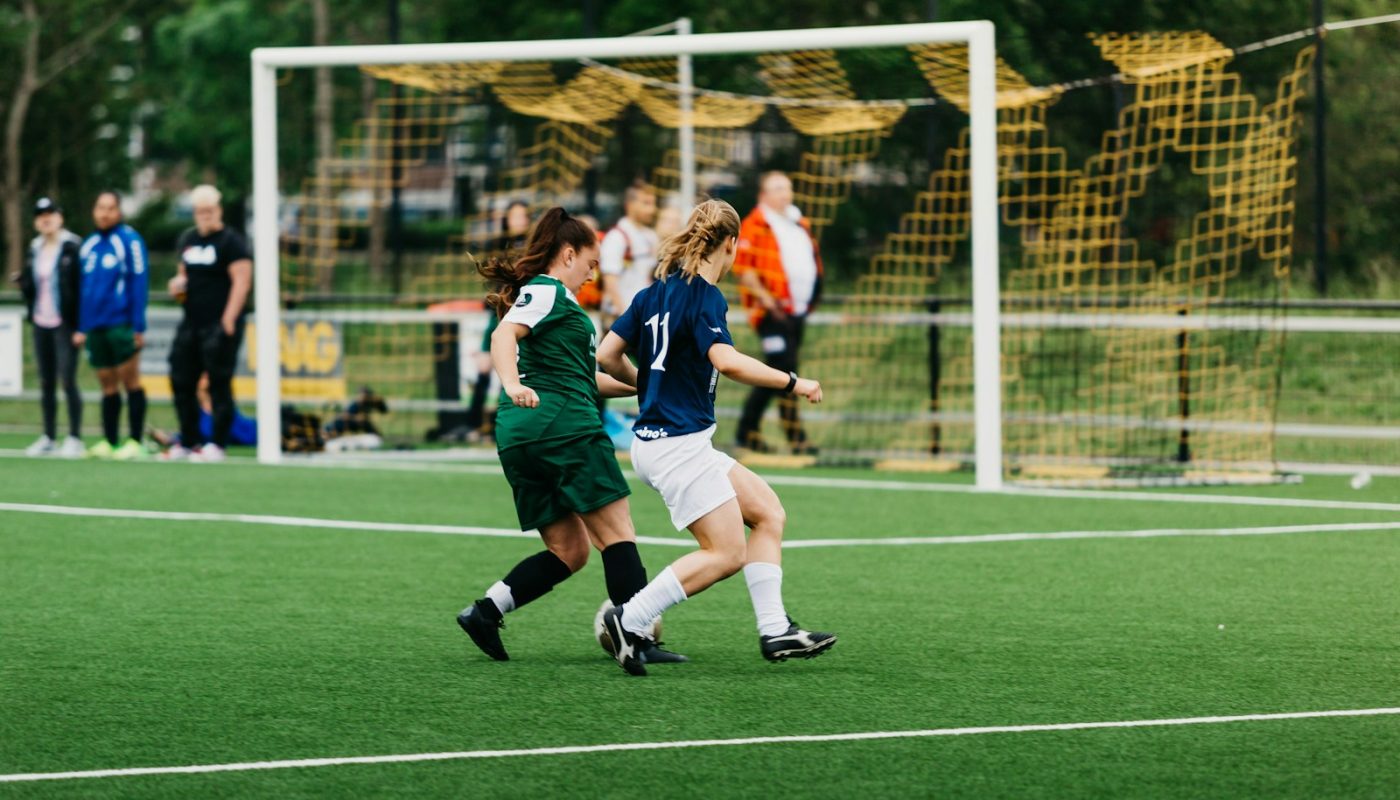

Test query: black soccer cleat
[601,605,648,677]
[458,599,509,661]
[640,641,690,664]
[760,617,837,662]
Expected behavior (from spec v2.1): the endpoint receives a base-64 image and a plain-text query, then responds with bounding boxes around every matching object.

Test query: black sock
[101,394,122,446]
[500,550,573,610]
[127,388,147,442]
[601,541,648,606]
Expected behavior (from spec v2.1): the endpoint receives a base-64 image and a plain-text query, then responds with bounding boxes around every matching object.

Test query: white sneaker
[58,436,86,458]
[25,435,55,456]
[160,444,194,461]
[192,444,226,463]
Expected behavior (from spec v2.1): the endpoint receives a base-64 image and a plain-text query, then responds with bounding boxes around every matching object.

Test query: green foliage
[0,0,159,259]
[1295,0,1400,291]
[145,0,307,210]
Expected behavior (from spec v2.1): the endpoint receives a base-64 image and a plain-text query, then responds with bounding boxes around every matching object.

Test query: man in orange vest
[732,171,821,455]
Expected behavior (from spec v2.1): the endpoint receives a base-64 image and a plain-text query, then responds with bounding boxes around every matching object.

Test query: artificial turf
[0,450,1397,798]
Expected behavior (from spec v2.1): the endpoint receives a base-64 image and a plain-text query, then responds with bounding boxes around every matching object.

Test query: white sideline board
[0,313,21,396]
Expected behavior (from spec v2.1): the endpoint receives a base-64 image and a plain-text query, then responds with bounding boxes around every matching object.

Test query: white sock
[621,566,687,637]
[485,581,515,615]
[743,562,790,637]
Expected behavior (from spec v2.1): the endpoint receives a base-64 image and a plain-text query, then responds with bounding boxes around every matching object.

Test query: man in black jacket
[13,198,85,457]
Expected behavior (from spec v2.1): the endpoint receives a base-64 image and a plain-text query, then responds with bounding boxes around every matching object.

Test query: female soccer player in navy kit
[596,199,836,676]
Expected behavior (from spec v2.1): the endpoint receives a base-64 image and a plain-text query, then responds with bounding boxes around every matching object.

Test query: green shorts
[86,325,138,369]
[498,430,631,531]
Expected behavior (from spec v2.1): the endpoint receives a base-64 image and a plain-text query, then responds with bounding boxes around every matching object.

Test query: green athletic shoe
[86,440,115,460]
[112,438,150,461]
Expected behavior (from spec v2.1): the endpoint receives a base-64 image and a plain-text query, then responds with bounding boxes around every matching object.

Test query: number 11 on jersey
[645,312,670,371]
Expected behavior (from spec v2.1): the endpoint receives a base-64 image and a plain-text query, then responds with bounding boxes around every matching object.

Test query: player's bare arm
[707,342,821,403]
[490,320,538,408]
[596,330,638,388]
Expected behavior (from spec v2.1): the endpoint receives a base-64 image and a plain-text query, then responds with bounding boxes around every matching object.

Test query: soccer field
[1,445,1398,797]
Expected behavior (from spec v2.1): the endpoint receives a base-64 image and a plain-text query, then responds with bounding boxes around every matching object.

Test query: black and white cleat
[760,618,837,662]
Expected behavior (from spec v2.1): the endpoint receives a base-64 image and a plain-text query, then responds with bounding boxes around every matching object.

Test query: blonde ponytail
[653,199,741,282]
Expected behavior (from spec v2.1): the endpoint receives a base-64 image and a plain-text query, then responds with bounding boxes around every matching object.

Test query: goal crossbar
[249,21,1003,488]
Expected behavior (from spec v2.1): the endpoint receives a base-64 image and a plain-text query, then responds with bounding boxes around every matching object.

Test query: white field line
[3,706,1398,784]
[0,502,687,547]
[4,448,1400,513]
[778,520,1400,548]
[3,502,1398,549]
[762,474,1400,514]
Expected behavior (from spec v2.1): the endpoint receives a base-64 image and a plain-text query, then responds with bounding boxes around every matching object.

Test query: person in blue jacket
[74,191,150,460]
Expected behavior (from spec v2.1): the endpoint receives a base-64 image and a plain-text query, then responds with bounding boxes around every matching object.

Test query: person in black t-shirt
[163,184,253,462]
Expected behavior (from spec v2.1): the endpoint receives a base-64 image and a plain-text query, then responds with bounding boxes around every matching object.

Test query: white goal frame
[249,21,1004,489]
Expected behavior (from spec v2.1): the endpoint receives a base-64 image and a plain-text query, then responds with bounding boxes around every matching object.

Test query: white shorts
[630,425,738,530]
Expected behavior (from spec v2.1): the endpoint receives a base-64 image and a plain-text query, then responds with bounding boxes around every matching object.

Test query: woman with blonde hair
[596,199,836,676]
[456,206,686,666]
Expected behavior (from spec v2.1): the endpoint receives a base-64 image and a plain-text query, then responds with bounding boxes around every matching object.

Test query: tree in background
[1297,0,1400,293]
[2,0,141,278]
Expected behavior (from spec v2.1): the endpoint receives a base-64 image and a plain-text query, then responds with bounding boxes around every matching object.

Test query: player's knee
[751,503,786,537]
[549,538,590,572]
[713,541,746,577]
[767,503,787,532]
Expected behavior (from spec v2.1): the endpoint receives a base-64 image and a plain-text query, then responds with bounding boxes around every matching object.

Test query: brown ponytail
[478,206,596,315]
[653,199,741,282]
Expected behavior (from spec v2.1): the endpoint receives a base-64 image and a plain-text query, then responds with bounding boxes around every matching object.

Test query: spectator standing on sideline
[15,198,85,457]
[163,185,252,462]
[599,181,659,328]
[75,191,150,460]
[493,200,531,254]
[732,171,822,455]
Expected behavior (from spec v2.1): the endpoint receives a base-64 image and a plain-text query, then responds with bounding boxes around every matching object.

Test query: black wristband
[783,371,798,394]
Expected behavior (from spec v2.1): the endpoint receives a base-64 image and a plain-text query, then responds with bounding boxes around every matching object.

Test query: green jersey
[494,275,601,450]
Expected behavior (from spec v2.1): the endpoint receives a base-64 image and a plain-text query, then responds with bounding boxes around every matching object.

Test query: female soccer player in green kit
[456,207,685,666]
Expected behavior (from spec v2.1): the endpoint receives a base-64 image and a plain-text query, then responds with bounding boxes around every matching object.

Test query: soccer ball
[594,599,661,654]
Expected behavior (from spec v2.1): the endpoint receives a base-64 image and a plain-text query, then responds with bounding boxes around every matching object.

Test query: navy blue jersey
[612,274,734,440]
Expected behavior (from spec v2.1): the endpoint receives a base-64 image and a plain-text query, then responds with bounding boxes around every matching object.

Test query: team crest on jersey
[514,293,532,307]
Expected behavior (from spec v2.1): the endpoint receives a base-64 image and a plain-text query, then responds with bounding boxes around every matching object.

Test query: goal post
[248,21,1005,487]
